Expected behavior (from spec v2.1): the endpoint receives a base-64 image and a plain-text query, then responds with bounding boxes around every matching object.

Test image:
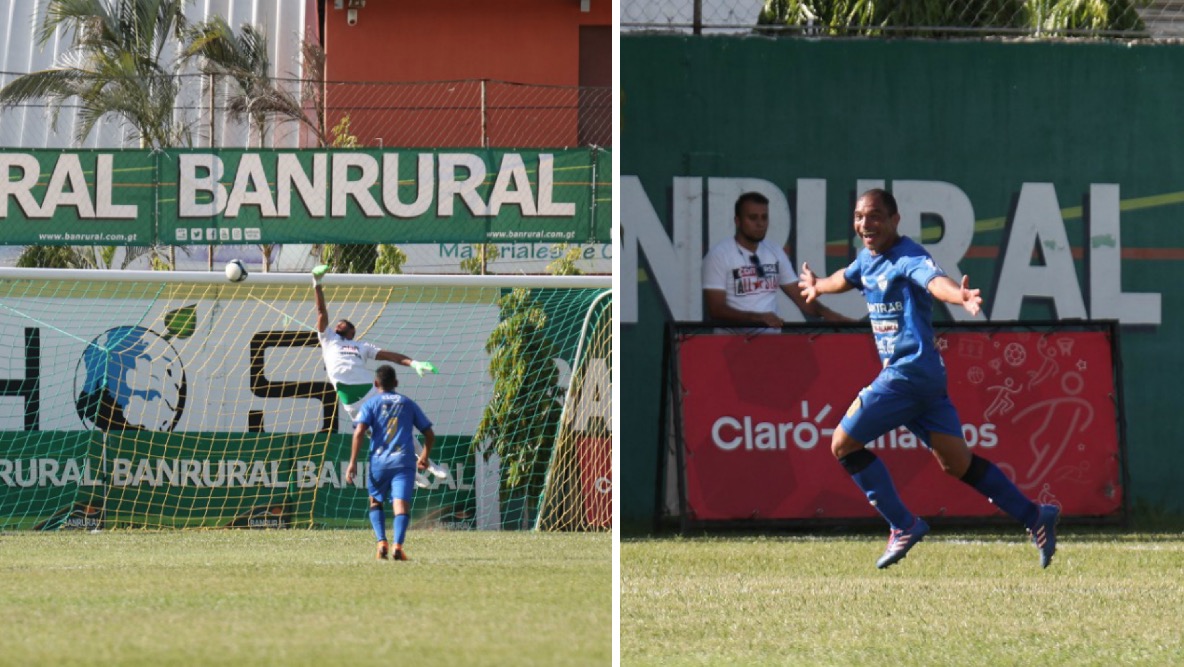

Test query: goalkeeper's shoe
[875,517,929,569]
[376,540,390,561]
[1028,504,1060,568]
[393,547,408,561]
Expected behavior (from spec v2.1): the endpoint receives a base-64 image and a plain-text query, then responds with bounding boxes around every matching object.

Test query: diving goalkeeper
[312,264,445,486]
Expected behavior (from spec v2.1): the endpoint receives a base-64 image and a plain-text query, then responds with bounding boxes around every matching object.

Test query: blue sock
[393,513,410,546]
[961,455,1039,528]
[369,506,386,542]
[840,450,915,530]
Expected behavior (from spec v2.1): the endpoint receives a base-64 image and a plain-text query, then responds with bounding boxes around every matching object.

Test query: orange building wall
[322,0,611,147]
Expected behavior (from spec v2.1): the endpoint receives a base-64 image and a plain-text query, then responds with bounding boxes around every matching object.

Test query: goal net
[0,267,610,531]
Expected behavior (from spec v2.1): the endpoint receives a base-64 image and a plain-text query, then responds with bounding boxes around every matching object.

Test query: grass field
[0,529,609,666]
[621,528,1184,666]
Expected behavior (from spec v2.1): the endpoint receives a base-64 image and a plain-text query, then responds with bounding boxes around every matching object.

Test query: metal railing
[0,73,612,150]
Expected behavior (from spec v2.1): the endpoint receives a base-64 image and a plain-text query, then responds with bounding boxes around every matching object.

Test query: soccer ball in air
[224,259,248,282]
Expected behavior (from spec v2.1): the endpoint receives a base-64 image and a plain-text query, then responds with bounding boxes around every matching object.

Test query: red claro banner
[675,328,1124,524]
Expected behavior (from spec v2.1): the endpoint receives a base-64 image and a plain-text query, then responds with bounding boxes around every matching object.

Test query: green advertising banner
[0,149,156,246]
[154,148,597,245]
[622,36,1184,522]
[0,431,477,530]
[0,148,606,246]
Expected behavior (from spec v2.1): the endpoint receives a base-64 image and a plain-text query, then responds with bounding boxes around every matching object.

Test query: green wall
[622,36,1184,524]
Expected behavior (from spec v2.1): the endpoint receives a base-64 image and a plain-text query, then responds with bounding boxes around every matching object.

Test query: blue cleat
[876,517,929,569]
[1029,504,1060,568]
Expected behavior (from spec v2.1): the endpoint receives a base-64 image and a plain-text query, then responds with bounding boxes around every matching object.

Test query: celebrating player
[312,264,445,487]
[345,365,434,561]
[798,188,1059,569]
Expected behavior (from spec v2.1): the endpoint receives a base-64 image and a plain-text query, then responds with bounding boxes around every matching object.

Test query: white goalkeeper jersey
[318,329,381,386]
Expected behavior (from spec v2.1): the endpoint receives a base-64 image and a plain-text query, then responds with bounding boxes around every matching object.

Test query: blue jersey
[354,392,433,470]
[844,236,948,390]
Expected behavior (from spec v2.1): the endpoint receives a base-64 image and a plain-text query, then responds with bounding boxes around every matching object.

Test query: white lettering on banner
[572,358,611,431]
[488,153,537,216]
[277,153,327,217]
[992,183,1087,321]
[332,153,384,217]
[0,458,475,490]
[176,151,576,220]
[225,153,277,218]
[622,177,1162,326]
[179,154,227,217]
[620,176,702,323]
[712,401,835,451]
[382,153,432,217]
[0,153,138,220]
[710,408,996,454]
[863,424,997,450]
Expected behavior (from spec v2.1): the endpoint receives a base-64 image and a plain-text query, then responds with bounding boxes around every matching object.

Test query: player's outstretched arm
[798,262,853,303]
[781,283,852,323]
[929,275,982,317]
[374,350,440,377]
[311,265,329,333]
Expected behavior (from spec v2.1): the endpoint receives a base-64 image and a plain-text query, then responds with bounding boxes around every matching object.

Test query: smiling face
[853,192,901,255]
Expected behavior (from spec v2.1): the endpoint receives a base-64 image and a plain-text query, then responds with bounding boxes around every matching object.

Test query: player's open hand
[798,262,819,303]
[960,275,983,317]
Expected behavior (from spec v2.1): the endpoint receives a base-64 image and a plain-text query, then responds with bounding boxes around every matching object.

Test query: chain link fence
[0,73,611,150]
[622,0,1184,37]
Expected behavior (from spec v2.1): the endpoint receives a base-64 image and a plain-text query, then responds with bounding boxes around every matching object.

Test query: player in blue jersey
[344,364,435,561]
[798,188,1059,569]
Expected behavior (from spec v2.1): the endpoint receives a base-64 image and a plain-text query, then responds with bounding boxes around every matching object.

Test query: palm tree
[184,16,327,148]
[0,0,191,149]
[0,0,192,269]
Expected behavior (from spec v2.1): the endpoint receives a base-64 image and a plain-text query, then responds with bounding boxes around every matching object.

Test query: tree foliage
[473,288,562,510]
[374,245,408,274]
[758,0,1146,36]
[459,245,500,275]
[545,244,585,276]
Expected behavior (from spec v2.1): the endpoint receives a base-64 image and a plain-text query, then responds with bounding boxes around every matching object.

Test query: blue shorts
[367,465,416,503]
[839,378,963,448]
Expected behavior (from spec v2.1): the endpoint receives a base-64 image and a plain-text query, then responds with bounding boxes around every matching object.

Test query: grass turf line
[0,530,609,667]
[621,531,1184,666]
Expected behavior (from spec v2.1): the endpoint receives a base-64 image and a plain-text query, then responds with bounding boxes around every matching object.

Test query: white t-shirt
[702,238,795,316]
[318,329,381,386]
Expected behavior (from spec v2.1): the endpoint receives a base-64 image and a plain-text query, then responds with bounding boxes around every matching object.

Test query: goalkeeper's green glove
[311,264,329,286]
[410,360,438,377]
